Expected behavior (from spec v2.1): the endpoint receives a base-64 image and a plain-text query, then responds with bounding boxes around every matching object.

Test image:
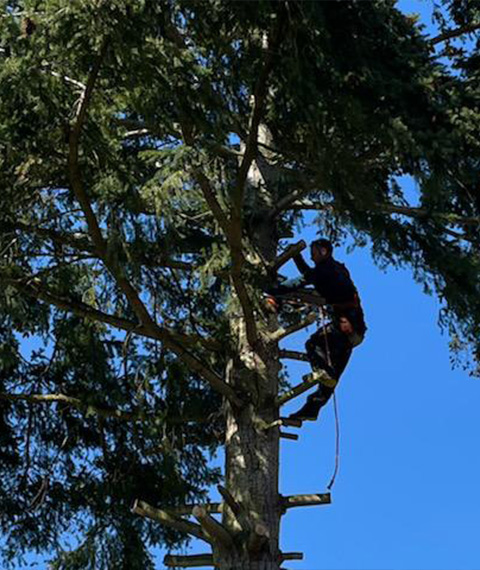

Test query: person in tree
[274,239,367,421]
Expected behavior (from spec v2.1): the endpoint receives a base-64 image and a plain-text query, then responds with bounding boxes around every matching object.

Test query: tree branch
[67,41,158,331]
[0,392,207,426]
[2,221,194,270]
[373,202,480,226]
[165,503,223,516]
[0,392,143,422]
[217,484,251,533]
[287,198,480,233]
[194,170,259,348]
[0,275,212,348]
[430,22,480,45]
[132,500,209,543]
[2,274,242,406]
[62,47,240,403]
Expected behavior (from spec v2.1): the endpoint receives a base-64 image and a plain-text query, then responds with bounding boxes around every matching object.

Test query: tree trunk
[219,317,281,569]
[216,128,284,568]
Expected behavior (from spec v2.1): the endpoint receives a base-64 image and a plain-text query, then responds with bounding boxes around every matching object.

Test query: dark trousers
[304,325,355,409]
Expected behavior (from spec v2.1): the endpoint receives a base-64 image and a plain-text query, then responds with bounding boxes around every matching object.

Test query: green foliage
[1,0,480,567]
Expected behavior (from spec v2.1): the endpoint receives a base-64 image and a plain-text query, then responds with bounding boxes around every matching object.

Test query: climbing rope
[327,392,340,490]
[319,308,341,491]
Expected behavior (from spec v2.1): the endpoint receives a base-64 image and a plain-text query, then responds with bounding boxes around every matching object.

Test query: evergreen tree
[1,1,479,568]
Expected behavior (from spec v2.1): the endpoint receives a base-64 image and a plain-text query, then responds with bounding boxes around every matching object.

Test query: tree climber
[272,239,367,421]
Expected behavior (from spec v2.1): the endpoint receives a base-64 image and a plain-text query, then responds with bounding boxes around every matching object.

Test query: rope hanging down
[319,308,341,491]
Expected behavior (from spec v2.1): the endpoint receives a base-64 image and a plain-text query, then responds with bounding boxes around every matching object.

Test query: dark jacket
[293,253,367,336]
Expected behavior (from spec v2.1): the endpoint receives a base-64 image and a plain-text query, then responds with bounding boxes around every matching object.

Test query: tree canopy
[1,0,480,568]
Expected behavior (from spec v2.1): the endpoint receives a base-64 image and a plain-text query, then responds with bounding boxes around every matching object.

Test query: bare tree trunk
[218,312,281,569]
[215,122,284,569]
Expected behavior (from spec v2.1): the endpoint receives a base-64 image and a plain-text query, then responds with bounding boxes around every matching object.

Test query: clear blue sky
[19,1,480,569]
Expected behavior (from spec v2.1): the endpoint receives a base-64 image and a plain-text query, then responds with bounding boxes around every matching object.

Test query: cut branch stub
[280,431,298,441]
[280,417,302,428]
[132,500,209,543]
[271,240,306,272]
[248,522,270,554]
[279,349,309,362]
[217,484,251,532]
[280,552,304,562]
[192,505,234,549]
[281,493,331,510]
[163,554,215,568]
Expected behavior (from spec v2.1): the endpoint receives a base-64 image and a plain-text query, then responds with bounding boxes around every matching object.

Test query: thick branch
[67,43,157,331]
[1,275,215,349]
[2,275,240,405]
[279,417,302,428]
[280,552,304,562]
[132,500,209,543]
[430,22,480,45]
